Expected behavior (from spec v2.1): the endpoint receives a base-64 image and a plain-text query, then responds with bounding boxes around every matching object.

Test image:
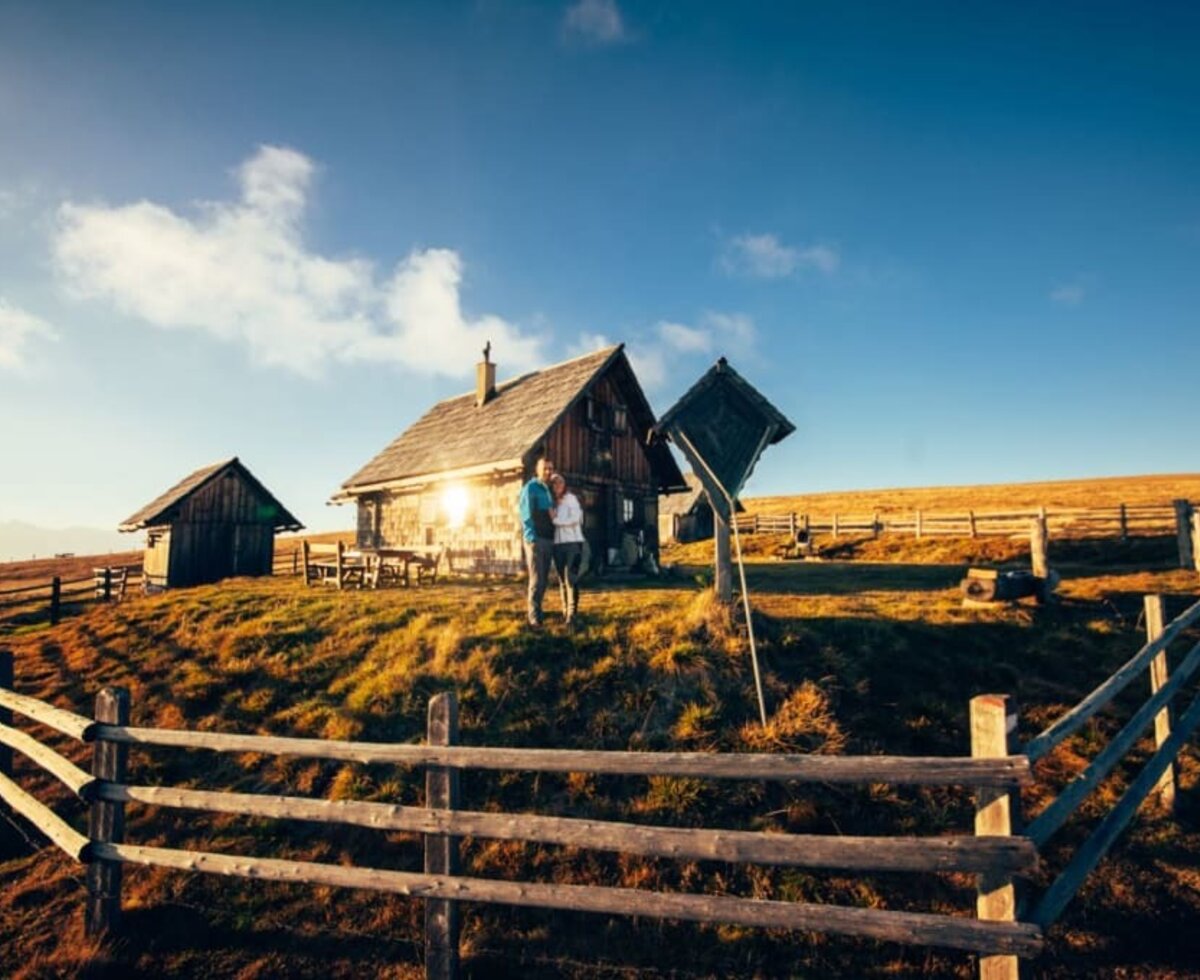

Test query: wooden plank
[0,581,54,597]
[93,841,1044,956]
[0,770,90,860]
[0,688,95,741]
[1024,597,1200,762]
[425,693,460,980]
[98,782,1038,874]
[1029,519,1048,583]
[86,688,130,937]
[91,724,1031,785]
[1193,512,1200,573]
[1026,639,1200,847]
[0,722,94,797]
[1143,596,1175,812]
[1031,687,1200,928]
[972,695,1021,980]
[714,515,732,604]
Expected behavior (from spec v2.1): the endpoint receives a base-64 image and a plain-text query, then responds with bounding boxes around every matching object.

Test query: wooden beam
[1025,639,1200,847]
[86,687,130,937]
[1024,597,1200,762]
[425,693,460,980]
[1031,686,1200,928]
[972,695,1022,980]
[97,782,1038,874]
[91,725,1032,786]
[92,841,1044,956]
[1143,596,1175,813]
[0,688,95,741]
[0,722,94,798]
[0,770,89,860]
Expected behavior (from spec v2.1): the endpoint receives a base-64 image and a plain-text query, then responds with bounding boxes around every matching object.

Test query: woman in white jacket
[549,473,584,627]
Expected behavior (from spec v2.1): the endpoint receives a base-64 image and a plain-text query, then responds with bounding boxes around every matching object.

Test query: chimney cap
[482,340,491,363]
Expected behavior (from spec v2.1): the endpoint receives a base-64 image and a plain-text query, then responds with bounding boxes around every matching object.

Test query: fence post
[788,512,796,539]
[1030,518,1050,601]
[49,577,61,625]
[832,513,839,539]
[103,567,112,603]
[971,694,1021,980]
[915,509,923,539]
[872,510,880,538]
[425,692,461,980]
[1173,500,1193,569]
[801,513,810,538]
[1119,503,1128,542]
[1192,512,1200,574]
[0,649,11,827]
[968,510,977,539]
[86,686,130,936]
[1142,595,1176,813]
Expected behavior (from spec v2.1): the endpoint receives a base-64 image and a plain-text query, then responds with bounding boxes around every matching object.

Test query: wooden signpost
[655,358,795,724]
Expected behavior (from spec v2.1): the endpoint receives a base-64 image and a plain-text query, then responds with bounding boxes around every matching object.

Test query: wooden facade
[338,346,686,574]
[121,458,302,589]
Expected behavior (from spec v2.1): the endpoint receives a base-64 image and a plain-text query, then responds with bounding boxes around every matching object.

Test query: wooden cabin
[333,345,687,574]
[119,458,302,589]
[658,472,745,544]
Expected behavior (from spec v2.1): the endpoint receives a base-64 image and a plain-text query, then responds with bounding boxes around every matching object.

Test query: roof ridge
[426,343,623,409]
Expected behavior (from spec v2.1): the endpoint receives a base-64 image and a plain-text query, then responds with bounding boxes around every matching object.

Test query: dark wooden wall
[159,469,279,587]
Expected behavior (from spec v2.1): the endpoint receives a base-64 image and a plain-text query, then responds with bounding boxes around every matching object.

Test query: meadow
[1,475,1199,978]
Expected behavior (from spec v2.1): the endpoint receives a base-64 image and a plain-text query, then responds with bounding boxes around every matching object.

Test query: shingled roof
[339,345,684,493]
[119,458,303,532]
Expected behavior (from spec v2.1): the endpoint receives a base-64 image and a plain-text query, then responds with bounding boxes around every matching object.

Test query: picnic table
[370,546,443,587]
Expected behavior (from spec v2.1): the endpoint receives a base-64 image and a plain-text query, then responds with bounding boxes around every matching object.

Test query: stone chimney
[476,341,496,407]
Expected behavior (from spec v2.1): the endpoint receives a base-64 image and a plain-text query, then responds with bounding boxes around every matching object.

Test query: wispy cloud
[1050,281,1087,306]
[572,311,756,392]
[0,299,57,371]
[562,0,630,45]
[53,145,545,378]
[721,232,839,279]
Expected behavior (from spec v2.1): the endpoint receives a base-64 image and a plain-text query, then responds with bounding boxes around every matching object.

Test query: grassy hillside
[745,472,1200,516]
[1,534,1199,978]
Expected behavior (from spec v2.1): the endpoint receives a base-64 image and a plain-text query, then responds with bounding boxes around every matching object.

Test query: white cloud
[1050,282,1086,306]
[0,299,57,371]
[702,311,757,346]
[721,232,839,279]
[53,145,545,378]
[563,0,629,44]
[658,321,711,354]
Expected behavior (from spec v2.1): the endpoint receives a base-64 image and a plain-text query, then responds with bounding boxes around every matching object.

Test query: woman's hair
[550,473,566,494]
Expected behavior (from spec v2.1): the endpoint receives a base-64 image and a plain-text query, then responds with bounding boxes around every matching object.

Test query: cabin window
[612,405,628,433]
[585,396,606,430]
[622,496,636,524]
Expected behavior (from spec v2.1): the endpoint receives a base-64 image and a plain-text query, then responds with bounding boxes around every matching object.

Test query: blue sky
[1,0,1197,533]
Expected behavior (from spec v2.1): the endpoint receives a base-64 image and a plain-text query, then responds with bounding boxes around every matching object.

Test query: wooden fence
[1,594,1198,978]
[734,500,1200,567]
[0,565,142,629]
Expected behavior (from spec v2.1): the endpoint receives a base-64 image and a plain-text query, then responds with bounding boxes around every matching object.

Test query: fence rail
[1,594,1197,979]
[0,564,143,628]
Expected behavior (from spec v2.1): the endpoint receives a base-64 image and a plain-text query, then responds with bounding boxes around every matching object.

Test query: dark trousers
[525,538,554,624]
[553,542,584,621]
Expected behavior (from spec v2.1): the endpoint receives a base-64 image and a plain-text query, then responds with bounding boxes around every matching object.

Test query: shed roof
[339,344,685,493]
[119,458,303,532]
[659,472,746,516]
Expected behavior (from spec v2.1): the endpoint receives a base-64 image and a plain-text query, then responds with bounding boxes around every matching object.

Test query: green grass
[1,543,1199,978]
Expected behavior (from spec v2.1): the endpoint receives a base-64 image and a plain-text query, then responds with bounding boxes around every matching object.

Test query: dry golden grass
[746,472,1200,516]
[1,485,1199,976]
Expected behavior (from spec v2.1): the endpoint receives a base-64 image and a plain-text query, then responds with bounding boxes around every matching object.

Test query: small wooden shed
[119,458,302,589]
[658,472,745,544]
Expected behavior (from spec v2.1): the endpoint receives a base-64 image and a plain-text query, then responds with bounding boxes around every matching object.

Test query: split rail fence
[733,500,1200,568]
[1,593,1198,978]
[0,565,142,629]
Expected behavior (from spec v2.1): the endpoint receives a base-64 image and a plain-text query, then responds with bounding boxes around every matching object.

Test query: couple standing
[519,456,584,628]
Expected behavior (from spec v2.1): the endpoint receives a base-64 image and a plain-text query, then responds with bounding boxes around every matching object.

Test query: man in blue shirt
[519,456,556,627]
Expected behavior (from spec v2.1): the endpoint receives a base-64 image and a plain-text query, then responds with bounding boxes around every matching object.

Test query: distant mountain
[0,521,133,563]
